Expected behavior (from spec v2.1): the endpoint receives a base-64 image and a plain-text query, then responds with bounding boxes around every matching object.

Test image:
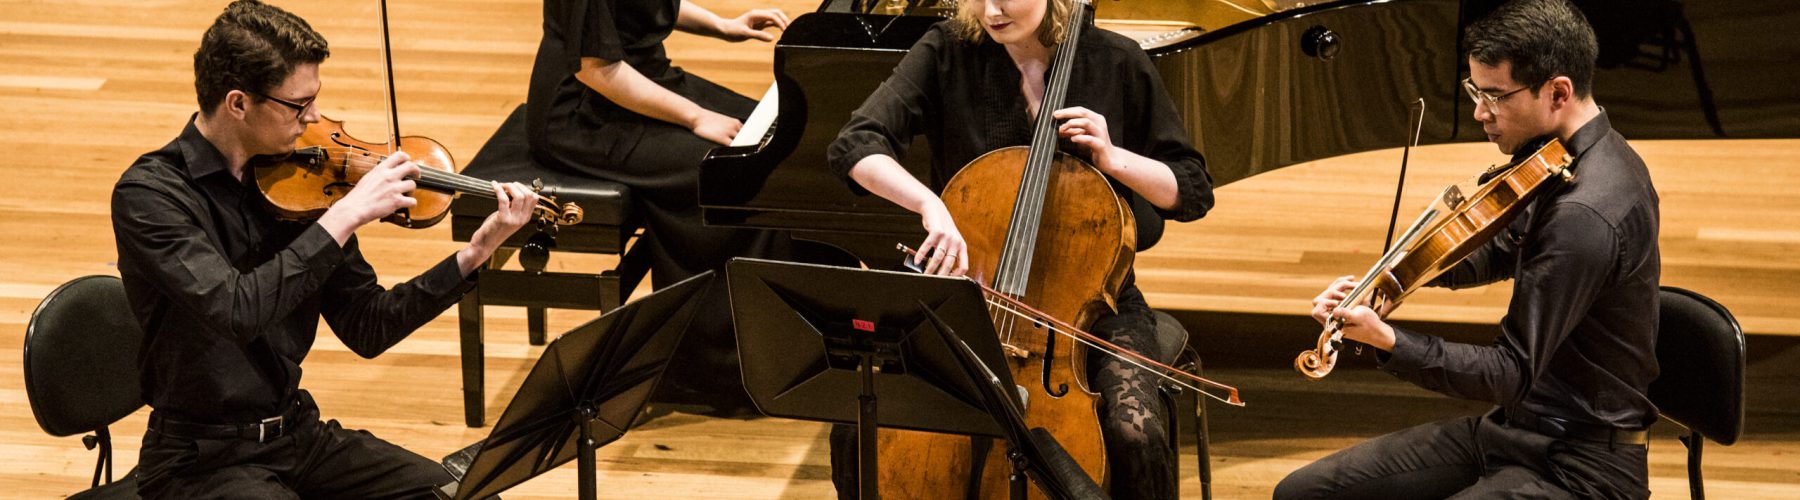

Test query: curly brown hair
[949,0,1073,47]
[193,0,329,115]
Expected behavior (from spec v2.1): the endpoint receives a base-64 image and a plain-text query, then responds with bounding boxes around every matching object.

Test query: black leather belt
[150,398,309,444]
[1502,407,1648,446]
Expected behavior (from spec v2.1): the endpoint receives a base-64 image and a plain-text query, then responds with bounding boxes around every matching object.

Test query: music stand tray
[727,258,1021,498]
[436,272,716,500]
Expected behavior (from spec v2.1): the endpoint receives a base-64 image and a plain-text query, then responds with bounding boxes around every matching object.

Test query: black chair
[449,104,651,427]
[23,275,145,499]
[1650,286,1746,500]
[1150,310,1212,500]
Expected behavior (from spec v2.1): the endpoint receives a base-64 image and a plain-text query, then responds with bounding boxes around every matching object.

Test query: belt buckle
[259,415,285,443]
[1537,415,1570,438]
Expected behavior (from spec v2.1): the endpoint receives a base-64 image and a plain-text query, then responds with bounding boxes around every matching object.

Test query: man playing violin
[1279,1,1660,498]
[111,1,539,497]
[827,0,1216,497]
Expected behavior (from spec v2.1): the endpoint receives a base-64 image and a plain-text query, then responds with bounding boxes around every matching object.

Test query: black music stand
[434,272,715,500]
[726,258,1104,500]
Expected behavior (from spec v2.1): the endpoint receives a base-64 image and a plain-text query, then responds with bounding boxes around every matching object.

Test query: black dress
[526,0,788,403]
[826,22,1216,499]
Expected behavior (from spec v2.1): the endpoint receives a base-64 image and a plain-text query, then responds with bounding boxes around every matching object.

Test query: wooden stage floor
[3,0,1797,497]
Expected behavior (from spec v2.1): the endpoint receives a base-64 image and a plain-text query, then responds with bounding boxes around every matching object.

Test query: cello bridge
[1001,343,1030,359]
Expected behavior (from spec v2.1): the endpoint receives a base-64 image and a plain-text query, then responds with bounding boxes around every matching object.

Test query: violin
[1295,138,1575,380]
[251,0,579,230]
[250,116,583,229]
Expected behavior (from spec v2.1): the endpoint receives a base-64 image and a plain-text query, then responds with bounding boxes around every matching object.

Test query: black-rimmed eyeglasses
[249,91,316,121]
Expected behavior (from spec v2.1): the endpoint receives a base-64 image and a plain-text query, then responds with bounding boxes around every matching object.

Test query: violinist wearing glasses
[111,1,537,497]
[1278,1,1661,498]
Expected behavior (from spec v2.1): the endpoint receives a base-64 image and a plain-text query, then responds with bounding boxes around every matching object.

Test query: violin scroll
[1294,333,1339,380]
[547,200,584,226]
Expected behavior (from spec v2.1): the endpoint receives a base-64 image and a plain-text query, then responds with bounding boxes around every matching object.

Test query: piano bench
[448,104,650,427]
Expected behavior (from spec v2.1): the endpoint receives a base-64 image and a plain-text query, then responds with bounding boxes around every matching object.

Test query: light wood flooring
[2,0,1797,498]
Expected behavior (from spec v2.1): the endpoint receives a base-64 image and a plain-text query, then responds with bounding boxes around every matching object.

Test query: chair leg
[458,292,486,428]
[1158,383,1182,498]
[1191,356,1212,500]
[1682,431,1705,500]
[87,426,112,488]
[527,307,547,345]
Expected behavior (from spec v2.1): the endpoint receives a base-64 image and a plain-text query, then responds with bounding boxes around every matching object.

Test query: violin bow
[378,0,402,153]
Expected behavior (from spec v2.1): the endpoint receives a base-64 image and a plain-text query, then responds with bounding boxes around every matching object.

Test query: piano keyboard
[730,84,780,147]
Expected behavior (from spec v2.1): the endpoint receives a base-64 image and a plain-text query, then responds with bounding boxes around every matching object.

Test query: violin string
[327,153,521,195]
[319,154,562,213]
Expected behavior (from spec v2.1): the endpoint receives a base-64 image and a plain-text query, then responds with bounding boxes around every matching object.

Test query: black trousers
[536,70,790,405]
[1274,409,1649,500]
[136,392,451,499]
[830,282,1176,499]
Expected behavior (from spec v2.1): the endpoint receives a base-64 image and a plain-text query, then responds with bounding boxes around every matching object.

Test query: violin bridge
[1441,184,1465,208]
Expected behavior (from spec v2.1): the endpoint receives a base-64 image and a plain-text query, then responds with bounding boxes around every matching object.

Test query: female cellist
[826,0,1216,497]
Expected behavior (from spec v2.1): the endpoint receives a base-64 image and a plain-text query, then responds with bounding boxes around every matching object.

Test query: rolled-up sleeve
[1126,48,1212,222]
[828,28,944,195]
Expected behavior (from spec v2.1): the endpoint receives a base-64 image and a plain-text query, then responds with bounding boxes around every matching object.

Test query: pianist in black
[826,0,1215,497]
[1279,1,1659,498]
[525,0,793,408]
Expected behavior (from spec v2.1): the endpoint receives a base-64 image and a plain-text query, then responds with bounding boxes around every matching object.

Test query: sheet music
[730,84,779,147]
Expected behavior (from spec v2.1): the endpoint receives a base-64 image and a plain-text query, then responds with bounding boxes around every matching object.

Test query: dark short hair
[1464,0,1598,98]
[193,0,329,115]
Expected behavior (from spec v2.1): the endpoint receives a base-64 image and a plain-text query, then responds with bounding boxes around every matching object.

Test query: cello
[876,1,1127,497]
[1295,138,1575,380]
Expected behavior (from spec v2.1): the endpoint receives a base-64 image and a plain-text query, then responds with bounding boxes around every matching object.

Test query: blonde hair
[949,0,1073,47]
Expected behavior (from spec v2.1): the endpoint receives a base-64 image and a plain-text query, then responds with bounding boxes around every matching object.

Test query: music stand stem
[577,406,598,500]
[858,354,879,500]
[1010,456,1028,500]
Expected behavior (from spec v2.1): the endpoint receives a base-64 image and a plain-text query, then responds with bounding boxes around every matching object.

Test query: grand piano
[699,0,1800,265]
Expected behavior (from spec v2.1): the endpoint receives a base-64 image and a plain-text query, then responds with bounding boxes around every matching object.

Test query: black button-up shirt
[1383,111,1661,430]
[112,117,476,424]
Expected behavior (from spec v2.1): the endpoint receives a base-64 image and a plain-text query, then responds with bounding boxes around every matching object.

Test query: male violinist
[111,1,538,497]
[1277,0,1660,498]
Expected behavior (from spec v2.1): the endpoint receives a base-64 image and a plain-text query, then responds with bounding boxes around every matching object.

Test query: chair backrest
[1648,286,1745,445]
[23,275,145,437]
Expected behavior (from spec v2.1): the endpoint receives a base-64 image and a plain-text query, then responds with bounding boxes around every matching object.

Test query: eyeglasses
[248,91,315,121]
[1461,77,1532,114]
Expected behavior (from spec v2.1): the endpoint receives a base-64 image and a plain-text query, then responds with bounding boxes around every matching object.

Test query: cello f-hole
[1041,328,1069,397]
